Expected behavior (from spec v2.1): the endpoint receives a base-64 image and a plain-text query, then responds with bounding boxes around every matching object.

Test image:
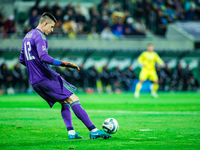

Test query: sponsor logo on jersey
[42,46,46,51]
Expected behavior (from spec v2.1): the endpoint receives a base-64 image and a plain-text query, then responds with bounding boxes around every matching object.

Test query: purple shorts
[32,76,76,107]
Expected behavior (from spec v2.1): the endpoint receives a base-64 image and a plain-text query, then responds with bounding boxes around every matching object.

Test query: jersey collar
[36,28,44,35]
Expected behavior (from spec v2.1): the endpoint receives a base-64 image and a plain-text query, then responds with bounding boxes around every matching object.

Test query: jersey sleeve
[35,35,54,64]
[138,52,148,66]
[19,44,26,66]
[138,52,144,64]
[155,53,163,65]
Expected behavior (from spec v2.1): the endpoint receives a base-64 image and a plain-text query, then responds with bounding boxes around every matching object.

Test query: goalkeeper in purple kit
[19,12,111,139]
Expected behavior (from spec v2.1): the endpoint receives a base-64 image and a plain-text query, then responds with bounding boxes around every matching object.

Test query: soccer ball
[102,118,119,134]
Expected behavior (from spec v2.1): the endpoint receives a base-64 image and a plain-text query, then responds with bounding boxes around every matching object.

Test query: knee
[153,81,158,84]
[64,94,79,104]
[139,80,144,84]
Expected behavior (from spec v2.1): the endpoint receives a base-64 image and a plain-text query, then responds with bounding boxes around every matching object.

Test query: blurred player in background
[19,12,111,139]
[134,43,164,98]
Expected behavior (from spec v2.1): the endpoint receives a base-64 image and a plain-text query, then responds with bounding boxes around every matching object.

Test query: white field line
[0,108,200,115]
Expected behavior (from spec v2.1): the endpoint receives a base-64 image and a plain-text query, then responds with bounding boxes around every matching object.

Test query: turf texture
[0,92,200,150]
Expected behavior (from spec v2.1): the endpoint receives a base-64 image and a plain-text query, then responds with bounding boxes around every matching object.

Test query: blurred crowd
[134,0,200,35]
[23,0,148,39]
[156,62,200,91]
[0,62,199,94]
[1,0,200,39]
[0,13,17,39]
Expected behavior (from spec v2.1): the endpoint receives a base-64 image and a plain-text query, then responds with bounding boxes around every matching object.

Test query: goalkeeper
[19,12,111,139]
[134,43,164,98]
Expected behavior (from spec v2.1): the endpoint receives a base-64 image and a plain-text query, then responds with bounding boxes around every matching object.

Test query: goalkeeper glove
[61,61,80,70]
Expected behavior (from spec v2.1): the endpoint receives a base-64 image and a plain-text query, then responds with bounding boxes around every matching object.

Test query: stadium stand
[0,0,200,94]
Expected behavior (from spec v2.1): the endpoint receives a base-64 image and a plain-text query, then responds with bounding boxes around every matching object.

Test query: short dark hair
[147,43,153,46]
[40,12,57,24]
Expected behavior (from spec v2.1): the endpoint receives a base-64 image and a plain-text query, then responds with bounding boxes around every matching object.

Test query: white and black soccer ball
[102,118,119,134]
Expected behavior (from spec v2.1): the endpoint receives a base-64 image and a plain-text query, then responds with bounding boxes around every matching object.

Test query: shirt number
[24,41,35,60]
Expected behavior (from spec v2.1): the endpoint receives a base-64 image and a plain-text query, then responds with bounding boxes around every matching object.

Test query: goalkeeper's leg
[150,72,159,98]
[135,69,147,98]
[63,94,111,139]
[61,103,82,139]
[151,81,159,98]
[134,80,143,98]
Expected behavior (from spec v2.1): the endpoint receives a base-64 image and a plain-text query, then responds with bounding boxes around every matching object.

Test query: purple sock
[61,103,74,131]
[71,101,96,131]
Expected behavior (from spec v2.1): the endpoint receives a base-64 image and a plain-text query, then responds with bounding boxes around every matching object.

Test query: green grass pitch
[0,92,200,150]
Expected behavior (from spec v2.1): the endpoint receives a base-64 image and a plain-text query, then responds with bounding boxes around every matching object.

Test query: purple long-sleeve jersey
[19,28,59,85]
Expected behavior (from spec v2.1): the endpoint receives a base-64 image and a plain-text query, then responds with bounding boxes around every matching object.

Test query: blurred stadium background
[0,0,200,95]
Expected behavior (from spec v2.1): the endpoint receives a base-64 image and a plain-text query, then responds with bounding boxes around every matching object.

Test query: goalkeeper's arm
[54,60,80,70]
[36,39,79,70]
[40,53,80,70]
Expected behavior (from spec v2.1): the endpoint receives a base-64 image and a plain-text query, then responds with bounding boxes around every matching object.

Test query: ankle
[90,128,98,132]
[68,130,75,135]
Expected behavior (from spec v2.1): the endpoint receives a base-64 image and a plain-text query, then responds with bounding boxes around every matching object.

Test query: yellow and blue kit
[138,51,163,81]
